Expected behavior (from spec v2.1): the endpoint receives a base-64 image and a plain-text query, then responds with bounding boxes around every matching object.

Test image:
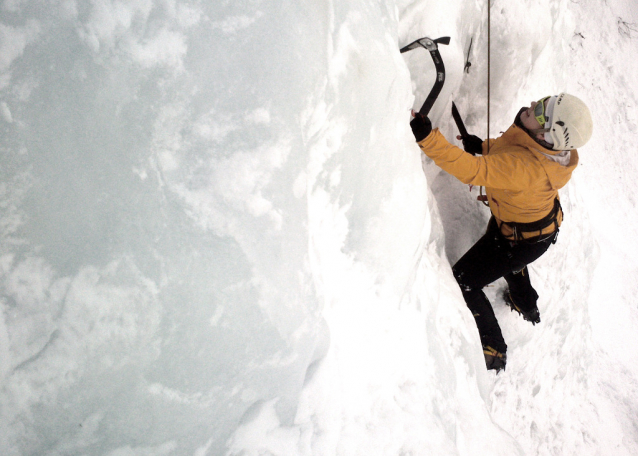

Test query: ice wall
[0,0,514,452]
[0,1,330,454]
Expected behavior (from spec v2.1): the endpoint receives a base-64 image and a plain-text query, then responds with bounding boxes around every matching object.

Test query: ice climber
[410,93,593,372]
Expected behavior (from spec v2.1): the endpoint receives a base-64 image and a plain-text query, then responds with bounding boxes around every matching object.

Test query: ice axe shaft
[451,102,469,138]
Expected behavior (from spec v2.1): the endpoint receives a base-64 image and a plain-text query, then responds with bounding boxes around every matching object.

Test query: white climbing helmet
[544,93,593,150]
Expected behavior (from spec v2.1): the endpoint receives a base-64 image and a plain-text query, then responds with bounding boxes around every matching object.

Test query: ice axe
[400,36,450,116]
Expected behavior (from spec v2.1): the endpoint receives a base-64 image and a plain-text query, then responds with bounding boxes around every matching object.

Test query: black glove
[410,113,432,142]
[460,134,484,155]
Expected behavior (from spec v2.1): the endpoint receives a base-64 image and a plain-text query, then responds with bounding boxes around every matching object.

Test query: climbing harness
[497,199,563,243]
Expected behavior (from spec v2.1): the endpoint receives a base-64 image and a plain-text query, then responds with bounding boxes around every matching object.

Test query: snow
[1,0,637,454]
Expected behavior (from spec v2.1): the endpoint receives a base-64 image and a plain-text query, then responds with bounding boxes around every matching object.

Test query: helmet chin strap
[528,127,550,135]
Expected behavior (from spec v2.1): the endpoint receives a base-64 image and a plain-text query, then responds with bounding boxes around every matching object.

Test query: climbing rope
[481,0,492,207]
[487,0,492,153]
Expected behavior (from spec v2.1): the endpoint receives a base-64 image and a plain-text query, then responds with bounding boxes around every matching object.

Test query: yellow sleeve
[417,129,536,191]
[483,138,497,155]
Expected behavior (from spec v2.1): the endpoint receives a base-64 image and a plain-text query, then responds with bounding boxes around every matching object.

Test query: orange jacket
[416,124,579,233]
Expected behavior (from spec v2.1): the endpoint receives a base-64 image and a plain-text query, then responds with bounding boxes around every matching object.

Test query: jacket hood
[504,124,579,190]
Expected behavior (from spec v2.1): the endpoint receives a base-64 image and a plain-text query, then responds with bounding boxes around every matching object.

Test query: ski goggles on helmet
[534,96,551,126]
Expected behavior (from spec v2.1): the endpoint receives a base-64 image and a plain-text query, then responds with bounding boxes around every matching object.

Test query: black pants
[452,217,555,353]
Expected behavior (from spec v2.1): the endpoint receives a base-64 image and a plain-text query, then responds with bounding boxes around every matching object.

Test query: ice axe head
[400,36,450,53]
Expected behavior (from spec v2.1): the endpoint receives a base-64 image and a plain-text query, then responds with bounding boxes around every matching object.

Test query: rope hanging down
[487,0,491,153]
[480,0,492,207]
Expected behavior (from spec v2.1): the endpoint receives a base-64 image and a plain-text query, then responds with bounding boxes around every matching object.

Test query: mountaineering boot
[503,290,541,325]
[483,345,506,373]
